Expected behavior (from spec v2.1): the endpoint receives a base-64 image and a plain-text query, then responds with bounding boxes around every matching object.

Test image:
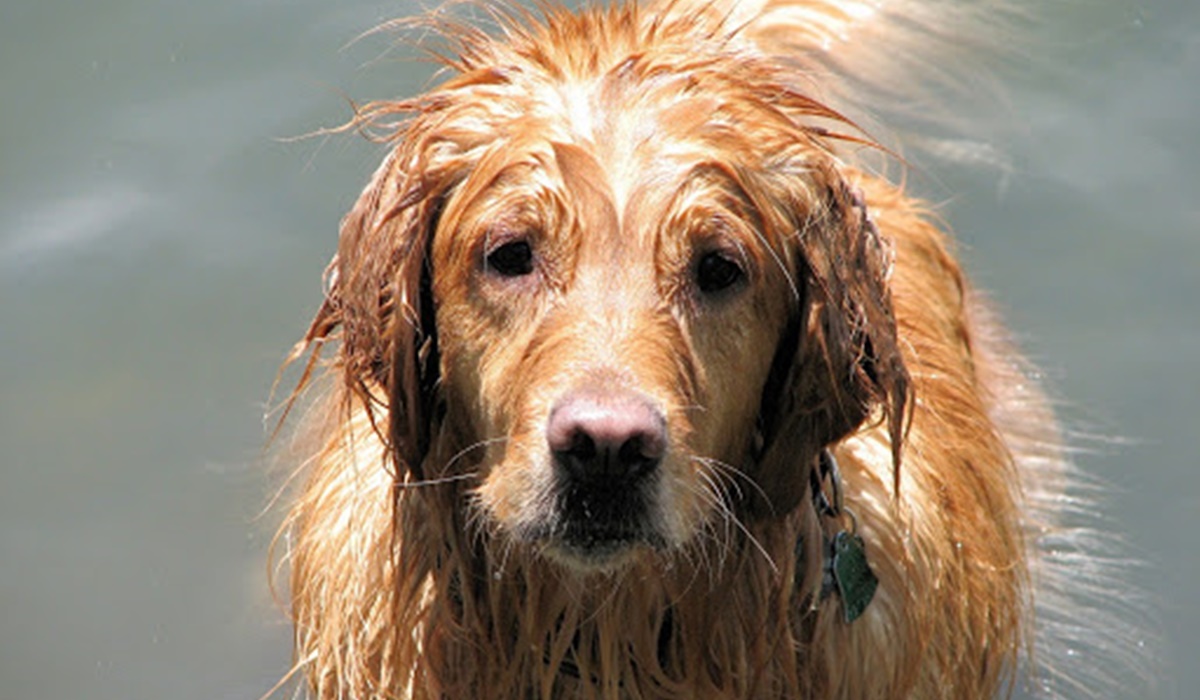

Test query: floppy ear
[287,66,529,479]
[315,144,450,480]
[751,169,909,517]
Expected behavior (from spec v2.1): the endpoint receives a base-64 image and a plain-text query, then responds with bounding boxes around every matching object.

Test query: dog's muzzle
[543,389,667,562]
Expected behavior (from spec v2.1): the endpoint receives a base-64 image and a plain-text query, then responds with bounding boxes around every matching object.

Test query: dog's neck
[389,478,829,699]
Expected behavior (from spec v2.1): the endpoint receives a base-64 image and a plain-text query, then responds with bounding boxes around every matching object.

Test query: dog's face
[332,54,904,572]
[431,135,798,568]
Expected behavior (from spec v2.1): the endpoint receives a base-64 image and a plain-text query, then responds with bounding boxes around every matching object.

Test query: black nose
[547,391,666,484]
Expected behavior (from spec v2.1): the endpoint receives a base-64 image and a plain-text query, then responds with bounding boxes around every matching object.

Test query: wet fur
[274,1,1154,698]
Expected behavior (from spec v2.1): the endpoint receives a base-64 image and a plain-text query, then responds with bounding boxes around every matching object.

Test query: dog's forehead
[434,58,832,264]
[543,75,763,193]
[481,134,767,258]
[560,69,830,208]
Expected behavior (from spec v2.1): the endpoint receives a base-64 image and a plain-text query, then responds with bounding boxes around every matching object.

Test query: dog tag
[831,531,878,623]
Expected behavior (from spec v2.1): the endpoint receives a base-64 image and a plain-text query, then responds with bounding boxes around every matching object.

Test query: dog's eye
[486,240,534,277]
[696,251,745,294]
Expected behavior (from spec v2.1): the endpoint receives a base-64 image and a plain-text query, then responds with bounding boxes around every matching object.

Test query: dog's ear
[751,169,909,517]
[323,145,451,480]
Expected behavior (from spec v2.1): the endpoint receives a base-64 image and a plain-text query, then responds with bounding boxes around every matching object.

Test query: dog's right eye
[486,240,534,277]
[695,250,745,295]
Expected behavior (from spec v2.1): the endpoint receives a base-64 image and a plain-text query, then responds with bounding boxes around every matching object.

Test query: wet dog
[275,1,1154,697]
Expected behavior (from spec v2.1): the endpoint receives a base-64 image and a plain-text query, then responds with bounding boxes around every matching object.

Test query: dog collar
[807,448,879,623]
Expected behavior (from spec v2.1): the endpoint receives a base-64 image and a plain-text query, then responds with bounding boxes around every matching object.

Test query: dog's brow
[558,80,598,141]
[551,141,622,246]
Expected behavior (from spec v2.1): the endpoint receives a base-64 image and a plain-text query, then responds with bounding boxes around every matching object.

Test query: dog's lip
[544,527,664,571]
[559,522,650,549]
[514,519,664,568]
[518,520,654,548]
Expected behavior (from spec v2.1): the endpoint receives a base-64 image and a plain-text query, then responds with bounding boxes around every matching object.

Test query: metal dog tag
[831,531,878,623]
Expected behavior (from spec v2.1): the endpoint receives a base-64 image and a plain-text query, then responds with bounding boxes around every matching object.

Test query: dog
[273,1,1155,697]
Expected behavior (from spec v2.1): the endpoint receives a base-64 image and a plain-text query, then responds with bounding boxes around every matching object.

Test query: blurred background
[0,1,1194,698]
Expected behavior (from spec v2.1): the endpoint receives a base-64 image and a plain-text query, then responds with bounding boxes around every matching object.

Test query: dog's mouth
[515,478,667,570]
[550,527,663,570]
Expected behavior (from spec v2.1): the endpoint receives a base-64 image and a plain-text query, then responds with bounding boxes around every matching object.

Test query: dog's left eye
[486,240,534,277]
[695,250,745,295]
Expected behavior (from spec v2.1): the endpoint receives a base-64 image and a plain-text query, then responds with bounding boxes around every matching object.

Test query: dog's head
[317,16,907,572]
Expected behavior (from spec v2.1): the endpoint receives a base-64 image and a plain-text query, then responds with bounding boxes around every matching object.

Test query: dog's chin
[543,539,643,573]
[514,519,667,574]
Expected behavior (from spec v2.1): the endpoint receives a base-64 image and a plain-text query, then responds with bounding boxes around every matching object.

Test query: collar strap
[804,448,879,623]
[810,448,844,520]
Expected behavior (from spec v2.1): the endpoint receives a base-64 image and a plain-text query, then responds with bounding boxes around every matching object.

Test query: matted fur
[272,1,1154,698]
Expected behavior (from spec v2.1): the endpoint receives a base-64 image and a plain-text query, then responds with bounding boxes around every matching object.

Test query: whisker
[751,224,800,303]
[398,471,481,488]
[442,436,508,473]
[690,456,779,575]
[692,469,733,574]
[695,456,745,505]
[694,455,772,509]
[398,436,509,489]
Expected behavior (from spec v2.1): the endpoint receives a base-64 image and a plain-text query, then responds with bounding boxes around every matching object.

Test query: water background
[1,1,1195,698]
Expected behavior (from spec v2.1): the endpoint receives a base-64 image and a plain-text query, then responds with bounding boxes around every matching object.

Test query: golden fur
[273,1,1153,698]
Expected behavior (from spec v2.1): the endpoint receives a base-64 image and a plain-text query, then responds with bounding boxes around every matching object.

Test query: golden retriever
[273,1,1154,698]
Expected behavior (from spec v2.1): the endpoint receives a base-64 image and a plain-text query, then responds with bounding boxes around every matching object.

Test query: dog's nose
[548,392,666,484]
